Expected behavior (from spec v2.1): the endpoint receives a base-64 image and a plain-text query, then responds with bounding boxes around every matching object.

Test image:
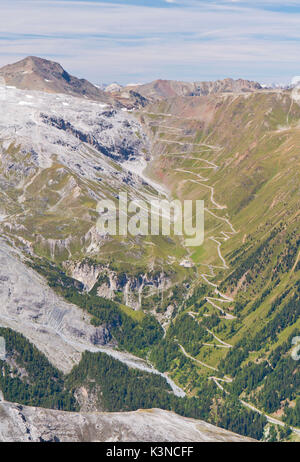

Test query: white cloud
[0,0,299,84]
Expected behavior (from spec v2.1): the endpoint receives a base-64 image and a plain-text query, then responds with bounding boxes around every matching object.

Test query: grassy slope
[137,90,300,428]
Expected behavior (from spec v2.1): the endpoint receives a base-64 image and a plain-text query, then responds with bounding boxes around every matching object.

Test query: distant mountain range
[0,56,266,107]
[125,77,263,100]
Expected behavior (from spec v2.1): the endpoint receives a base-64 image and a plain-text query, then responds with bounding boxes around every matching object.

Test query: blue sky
[1,0,300,84]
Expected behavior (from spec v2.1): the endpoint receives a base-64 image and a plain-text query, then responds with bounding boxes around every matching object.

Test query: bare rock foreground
[0,401,254,442]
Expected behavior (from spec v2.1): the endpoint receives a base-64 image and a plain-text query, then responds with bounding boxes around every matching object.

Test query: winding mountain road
[177,342,218,372]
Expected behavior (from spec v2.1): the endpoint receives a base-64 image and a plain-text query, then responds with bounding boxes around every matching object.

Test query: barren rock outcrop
[0,401,255,442]
[0,240,112,373]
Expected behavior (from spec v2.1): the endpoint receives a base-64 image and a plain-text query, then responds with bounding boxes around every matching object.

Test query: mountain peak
[18,56,66,74]
[0,56,108,102]
[0,56,67,78]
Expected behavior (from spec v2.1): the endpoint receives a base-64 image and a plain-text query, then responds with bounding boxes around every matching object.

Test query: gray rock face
[0,402,255,442]
[66,261,172,310]
[0,83,149,176]
[0,239,112,373]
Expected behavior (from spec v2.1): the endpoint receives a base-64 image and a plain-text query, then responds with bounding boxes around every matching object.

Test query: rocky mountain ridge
[111,77,263,101]
[0,56,111,103]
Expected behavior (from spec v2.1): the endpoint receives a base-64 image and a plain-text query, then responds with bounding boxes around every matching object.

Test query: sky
[1,0,300,85]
